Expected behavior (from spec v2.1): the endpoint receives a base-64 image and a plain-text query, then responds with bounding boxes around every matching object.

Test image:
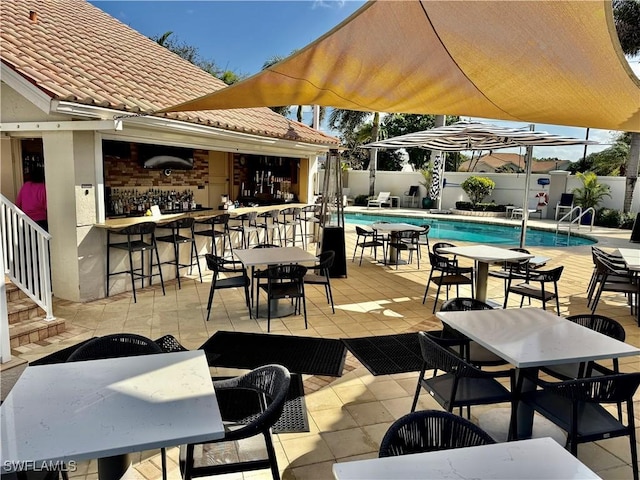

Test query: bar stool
[228,211,259,248]
[106,221,165,303]
[275,207,303,247]
[255,209,281,245]
[194,213,232,259]
[155,217,202,289]
[300,204,320,249]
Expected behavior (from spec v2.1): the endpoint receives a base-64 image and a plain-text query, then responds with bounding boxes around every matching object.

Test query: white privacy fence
[1,193,54,320]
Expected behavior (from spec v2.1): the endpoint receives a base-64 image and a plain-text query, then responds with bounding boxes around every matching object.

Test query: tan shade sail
[162,0,640,133]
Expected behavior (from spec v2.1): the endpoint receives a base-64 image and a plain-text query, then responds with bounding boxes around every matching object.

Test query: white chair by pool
[367,191,391,208]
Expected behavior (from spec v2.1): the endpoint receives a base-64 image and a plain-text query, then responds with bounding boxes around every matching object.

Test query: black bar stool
[228,211,259,248]
[275,207,303,247]
[155,217,202,289]
[106,221,165,302]
[194,213,232,259]
[255,209,281,245]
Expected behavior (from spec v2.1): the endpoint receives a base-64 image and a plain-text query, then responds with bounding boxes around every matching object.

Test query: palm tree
[329,109,380,196]
[613,0,640,213]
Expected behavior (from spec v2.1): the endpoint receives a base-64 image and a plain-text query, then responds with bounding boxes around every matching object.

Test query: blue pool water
[344,213,595,247]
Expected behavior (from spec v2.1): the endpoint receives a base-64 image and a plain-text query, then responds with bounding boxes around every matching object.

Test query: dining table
[436,307,640,438]
[1,350,224,480]
[332,437,600,479]
[370,222,423,264]
[617,247,640,271]
[437,244,534,302]
[234,246,317,317]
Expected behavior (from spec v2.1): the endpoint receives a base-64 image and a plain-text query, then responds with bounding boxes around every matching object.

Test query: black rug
[214,373,308,434]
[342,333,423,376]
[200,331,347,377]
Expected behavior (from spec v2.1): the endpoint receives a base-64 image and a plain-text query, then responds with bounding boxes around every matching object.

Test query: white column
[0,252,11,363]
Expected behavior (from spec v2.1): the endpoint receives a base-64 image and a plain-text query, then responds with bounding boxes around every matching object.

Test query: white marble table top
[437,308,639,368]
[332,437,600,479]
[370,222,423,232]
[617,248,640,271]
[438,244,534,263]
[234,246,317,267]
[1,350,223,471]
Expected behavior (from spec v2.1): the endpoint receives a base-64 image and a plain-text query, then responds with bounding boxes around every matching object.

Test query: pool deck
[4,207,639,480]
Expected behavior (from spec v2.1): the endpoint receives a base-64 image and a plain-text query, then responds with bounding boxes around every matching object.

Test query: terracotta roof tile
[1,0,338,147]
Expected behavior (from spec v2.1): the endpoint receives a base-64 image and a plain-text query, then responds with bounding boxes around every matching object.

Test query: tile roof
[0,0,339,147]
[459,152,571,173]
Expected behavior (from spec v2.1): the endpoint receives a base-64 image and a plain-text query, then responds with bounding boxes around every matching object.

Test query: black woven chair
[513,372,640,480]
[258,264,308,332]
[503,265,564,312]
[411,332,514,420]
[439,298,508,368]
[386,230,420,269]
[179,365,291,480]
[423,252,474,313]
[66,334,167,480]
[353,226,385,265]
[379,410,495,457]
[205,254,251,321]
[303,250,335,313]
[155,217,202,289]
[155,334,189,353]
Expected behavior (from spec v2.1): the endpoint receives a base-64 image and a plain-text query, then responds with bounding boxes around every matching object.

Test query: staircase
[6,278,65,349]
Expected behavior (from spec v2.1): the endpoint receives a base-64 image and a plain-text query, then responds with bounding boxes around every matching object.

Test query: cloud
[312,1,346,9]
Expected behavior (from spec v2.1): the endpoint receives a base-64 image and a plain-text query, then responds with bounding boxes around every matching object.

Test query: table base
[477,407,566,444]
[98,454,132,480]
[255,300,296,319]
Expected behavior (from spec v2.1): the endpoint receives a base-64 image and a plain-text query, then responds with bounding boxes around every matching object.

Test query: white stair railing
[0,193,54,320]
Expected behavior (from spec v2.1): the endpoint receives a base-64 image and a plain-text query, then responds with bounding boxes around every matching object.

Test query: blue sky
[90,0,637,162]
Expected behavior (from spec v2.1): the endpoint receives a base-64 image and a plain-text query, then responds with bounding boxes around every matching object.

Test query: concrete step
[7,293,45,324]
[9,316,66,349]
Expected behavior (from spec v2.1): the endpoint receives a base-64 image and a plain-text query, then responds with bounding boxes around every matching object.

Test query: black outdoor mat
[29,338,97,366]
[200,331,347,377]
[214,373,308,434]
[342,333,423,376]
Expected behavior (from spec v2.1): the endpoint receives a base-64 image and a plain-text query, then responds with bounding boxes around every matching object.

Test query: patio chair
[423,252,474,313]
[402,185,420,208]
[367,191,391,208]
[378,410,495,457]
[303,250,335,313]
[510,199,543,219]
[487,247,532,297]
[386,229,420,269]
[555,193,575,221]
[411,332,515,420]
[589,253,639,324]
[205,254,252,322]
[353,226,386,265]
[512,372,640,480]
[180,365,291,480]
[258,264,308,332]
[503,265,564,312]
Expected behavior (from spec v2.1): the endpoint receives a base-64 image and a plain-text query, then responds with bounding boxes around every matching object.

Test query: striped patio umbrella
[364,121,597,247]
[429,155,443,201]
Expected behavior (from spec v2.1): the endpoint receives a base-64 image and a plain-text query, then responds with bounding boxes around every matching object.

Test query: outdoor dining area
[2,215,640,480]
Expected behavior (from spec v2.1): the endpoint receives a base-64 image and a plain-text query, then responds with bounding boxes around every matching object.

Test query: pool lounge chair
[368,191,391,208]
[511,199,543,219]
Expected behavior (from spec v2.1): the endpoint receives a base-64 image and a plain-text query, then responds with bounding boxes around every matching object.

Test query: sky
[90,0,639,162]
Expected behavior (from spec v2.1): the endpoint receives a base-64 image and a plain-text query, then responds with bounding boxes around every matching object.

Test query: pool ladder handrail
[556,206,595,239]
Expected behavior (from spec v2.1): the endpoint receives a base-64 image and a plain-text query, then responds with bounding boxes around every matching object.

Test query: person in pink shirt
[16,168,48,231]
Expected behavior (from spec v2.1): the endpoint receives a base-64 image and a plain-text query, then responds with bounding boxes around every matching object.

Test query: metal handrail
[0,193,54,320]
[555,206,595,238]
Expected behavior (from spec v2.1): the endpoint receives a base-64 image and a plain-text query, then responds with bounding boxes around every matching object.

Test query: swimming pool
[343,212,595,247]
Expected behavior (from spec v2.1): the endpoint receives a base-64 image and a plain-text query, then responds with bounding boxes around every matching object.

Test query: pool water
[343,213,595,247]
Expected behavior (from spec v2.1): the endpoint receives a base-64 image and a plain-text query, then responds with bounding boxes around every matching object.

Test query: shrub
[596,209,636,229]
[461,176,496,205]
[455,201,506,212]
[354,194,369,206]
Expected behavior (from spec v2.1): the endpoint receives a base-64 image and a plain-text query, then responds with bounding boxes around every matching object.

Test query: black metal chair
[411,331,514,420]
[258,264,308,332]
[353,226,386,266]
[106,221,165,303]
[503,265,564,312]
[303,250,335,313]
[386,229,420,269]
[513,372,640,480]
[205,254,251,321]
[155,217,202,289]
[415,224,431,263]
[255,209,281,245]
[423,252,474,313]
[590,254,639,323]
[66,334,167,480]
[249,243,280,307]
[439,298,508,368]
[194,213,232,260]
[378,410,495,457]
[274,207,303,247]
[487,247,531,297]
[179,365,291,480]
[228,211,259,248]
[300,204,321,249]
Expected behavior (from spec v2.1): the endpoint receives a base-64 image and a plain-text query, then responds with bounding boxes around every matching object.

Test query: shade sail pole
[519,124,535,248]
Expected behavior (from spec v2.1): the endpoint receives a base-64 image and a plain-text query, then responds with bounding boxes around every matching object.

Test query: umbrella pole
[519,127,535,248]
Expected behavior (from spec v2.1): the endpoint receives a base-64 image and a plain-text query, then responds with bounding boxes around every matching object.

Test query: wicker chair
[411,332,514,421]
[303,250,335,313]
[513,372,640,480]
[379,410,495,457]
[205,254,251,321]
[180,365,291,480]
[155,334,189,353]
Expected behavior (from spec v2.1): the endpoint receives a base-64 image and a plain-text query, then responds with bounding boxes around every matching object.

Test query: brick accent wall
[104,143,209,188]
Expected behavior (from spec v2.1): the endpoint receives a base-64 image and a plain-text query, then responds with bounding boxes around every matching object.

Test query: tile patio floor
[6,212,640,480]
